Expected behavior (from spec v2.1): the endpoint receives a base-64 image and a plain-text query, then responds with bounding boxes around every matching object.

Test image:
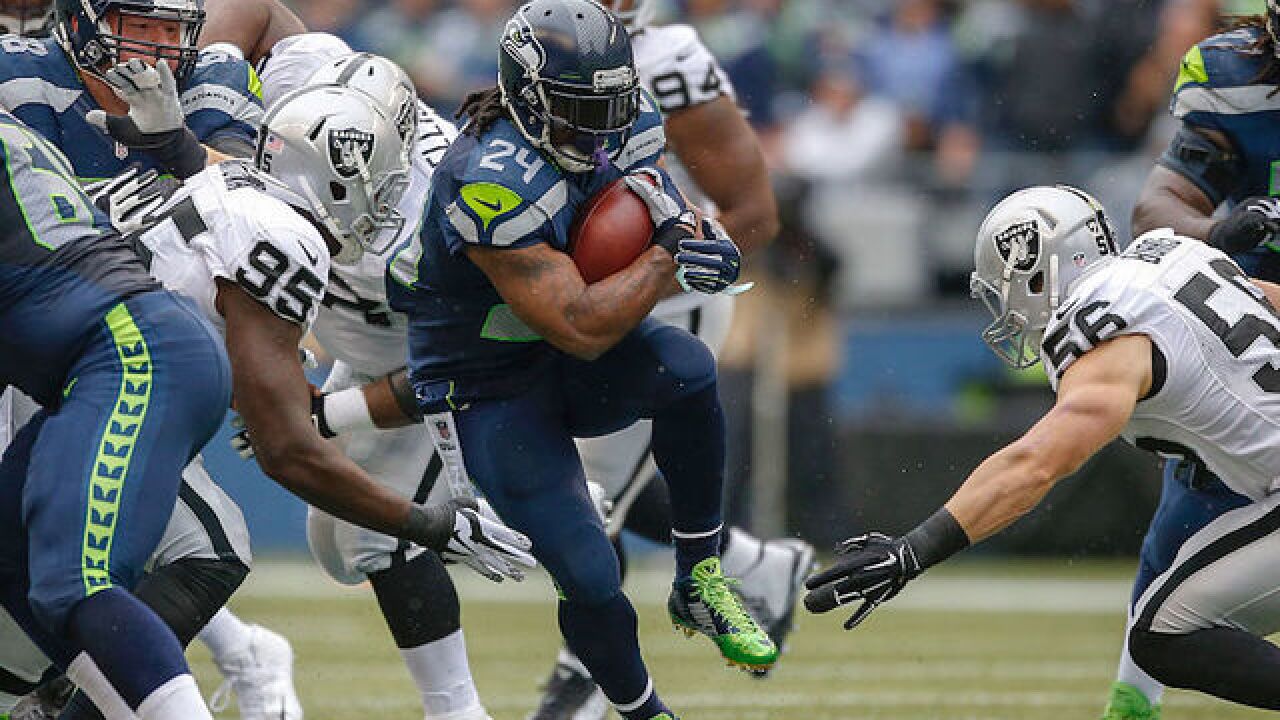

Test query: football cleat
[722,533,816,669]
[1100,682,1161,720]
[668,557,778,672]
[526,654,608,720]
[209,624,304,720]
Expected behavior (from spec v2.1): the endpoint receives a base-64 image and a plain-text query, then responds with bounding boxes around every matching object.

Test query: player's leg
[454,381,674,720]
[561,318,776,672]
[1127,489,1280,709]
[1102,460,1250,720]
[24,295,230,719]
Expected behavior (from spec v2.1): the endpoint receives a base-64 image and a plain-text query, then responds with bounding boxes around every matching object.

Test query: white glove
[83,166,169,236]
[433,498,537,583]
[86,59,184,135]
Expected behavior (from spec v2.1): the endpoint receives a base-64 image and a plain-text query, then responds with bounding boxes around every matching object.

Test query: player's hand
[83,165,170,236]
[1207,196,1280,254]
[85,59,207,179]
[405,498,536,582]
[803,532,922,630]
[674,217,752,296]
[623,167,697,256]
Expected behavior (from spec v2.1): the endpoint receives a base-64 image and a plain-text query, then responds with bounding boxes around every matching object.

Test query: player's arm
[466,240,676,361]
[1132,162,1218,239]
[664,95,778,255]
[805,334,1152,629]
[199,0,305,65]
[1254,278,1280,310]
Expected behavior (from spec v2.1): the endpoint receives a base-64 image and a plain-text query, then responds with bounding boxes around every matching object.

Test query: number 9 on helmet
[255,85,411,264]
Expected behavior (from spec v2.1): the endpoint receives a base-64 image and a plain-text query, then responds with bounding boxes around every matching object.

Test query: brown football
[568,177,654,283]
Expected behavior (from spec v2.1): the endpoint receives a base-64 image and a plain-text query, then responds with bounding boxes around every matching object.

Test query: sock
[65,589,188,710]
[620,475,673,545]
[672,526,722,579]
[613,677,671,720]
[399,630,483,718]
[558,594,660,715]
[652,383,726,555]
[719,527,763,578]
[197,608,252,662]
[63,654,135,720]
[1115,622,1164,706]
[135,674,210,720]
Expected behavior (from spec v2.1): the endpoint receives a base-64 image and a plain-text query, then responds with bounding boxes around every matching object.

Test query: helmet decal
[328,128,375,179]
[993,220,1040,272]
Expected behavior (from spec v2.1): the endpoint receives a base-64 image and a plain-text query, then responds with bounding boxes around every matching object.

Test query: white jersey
[250,31,459,377]
[135,160,330,334]
[1042,230,1280,501]
[632,23,735,316]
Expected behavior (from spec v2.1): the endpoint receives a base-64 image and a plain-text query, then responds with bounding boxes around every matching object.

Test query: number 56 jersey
[132,161,330,334]
[1042,230,1280,501]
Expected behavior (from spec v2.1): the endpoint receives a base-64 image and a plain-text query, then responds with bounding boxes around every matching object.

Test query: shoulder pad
[223,201,330,328]
[0,37,80,113]
[615,91,666,171]
[635,23,734,113]
[443,127,560,250]
[181,53,263,146]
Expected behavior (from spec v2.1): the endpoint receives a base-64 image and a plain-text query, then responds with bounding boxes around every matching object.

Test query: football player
[1105,4,1280,718]
[532,0,808,714]
[387,2,773,718]
[0,108,233,720]
[808,186,1280,712]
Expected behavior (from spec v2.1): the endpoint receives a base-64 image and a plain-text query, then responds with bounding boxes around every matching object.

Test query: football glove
[1207,196,1280,254]
[85,59,208,179]
[803,532,922,630]
[623,167,697,256]
[674,217,752,296]
[84,166,171,237]
[403,497,537,583]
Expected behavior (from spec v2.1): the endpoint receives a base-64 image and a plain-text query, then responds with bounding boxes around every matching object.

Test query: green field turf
[189,557,1272,720]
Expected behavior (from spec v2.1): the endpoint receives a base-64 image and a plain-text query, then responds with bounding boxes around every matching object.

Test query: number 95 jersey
[133,161,330,334]
[1042,231,1280,501]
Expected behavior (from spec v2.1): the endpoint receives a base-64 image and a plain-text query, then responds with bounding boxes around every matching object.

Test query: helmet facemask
[971,249,1056,369]
[60,0,203,82]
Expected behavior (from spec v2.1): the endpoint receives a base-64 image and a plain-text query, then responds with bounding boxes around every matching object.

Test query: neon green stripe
[81,303,153,597]
[0,132,44,249]
[247,64,263,100]
[1175,45,1208,93]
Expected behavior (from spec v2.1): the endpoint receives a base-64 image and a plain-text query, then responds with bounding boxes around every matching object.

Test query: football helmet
[971,185,1120,368]
[255,85,411,264]
[499,0,640,174]
[604,0,655,32]
[53,0,203,81]
[0,0,54,36]
[308,52,419,153]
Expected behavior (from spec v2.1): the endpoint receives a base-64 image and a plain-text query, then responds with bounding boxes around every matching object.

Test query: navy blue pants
[451,318,723,605]
[0,292,230,657]
[1130,459,1251,606]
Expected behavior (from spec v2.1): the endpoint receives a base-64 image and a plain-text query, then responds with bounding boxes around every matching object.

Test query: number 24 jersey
[1042,231,1280,501]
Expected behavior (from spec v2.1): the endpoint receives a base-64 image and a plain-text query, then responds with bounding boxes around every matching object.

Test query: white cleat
[720,529,817,676]
[209,624,304,720]
[427,706,495,720]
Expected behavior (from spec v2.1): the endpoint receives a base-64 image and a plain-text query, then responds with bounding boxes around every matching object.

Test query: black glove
[803,532,922,630]
[1207,196,1280,254]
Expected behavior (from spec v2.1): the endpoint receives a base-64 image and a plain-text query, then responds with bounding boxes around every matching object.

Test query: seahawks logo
[329,128,375,179]
[994,220,1040,272]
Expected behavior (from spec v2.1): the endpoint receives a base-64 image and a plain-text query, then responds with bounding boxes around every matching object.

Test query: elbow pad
[1157,126,1241,207]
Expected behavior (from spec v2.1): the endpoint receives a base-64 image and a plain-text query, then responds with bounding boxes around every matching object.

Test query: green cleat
[669,557,779,672]
[1101,682,1161,720]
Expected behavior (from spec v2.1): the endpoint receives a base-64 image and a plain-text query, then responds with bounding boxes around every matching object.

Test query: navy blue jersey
[387,94,673,409]
[0,111,158,406]
[0,36,263,181]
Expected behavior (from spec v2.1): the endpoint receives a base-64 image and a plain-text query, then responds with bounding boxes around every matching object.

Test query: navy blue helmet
[54,0,204,81]
[498,0,640,173]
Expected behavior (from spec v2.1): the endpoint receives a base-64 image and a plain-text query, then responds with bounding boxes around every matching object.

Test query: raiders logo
[329,128,375,179]
[994,220,1040,272]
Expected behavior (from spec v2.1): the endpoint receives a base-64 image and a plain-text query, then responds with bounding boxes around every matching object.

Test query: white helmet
[605,0,655,31]
[255,85,410,264]
[308,52,419,152]
[971,185,1120,368]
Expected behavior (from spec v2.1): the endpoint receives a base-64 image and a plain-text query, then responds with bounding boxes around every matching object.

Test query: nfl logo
[114,141,129,160]
[265,134,284,153]
[434,419,451,441]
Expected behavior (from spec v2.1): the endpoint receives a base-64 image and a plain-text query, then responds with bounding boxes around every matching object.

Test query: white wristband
[320,386,375,435]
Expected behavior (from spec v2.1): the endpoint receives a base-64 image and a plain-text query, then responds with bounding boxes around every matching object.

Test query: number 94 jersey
[133,161,330,334]
[1042,230,1280,501]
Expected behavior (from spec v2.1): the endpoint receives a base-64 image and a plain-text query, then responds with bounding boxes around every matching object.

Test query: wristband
[400,503,453,551]
[158,128,208,180]
[314,386,374,437]
[902,507,970,572]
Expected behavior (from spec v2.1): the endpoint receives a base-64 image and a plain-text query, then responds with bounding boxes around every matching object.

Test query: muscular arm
[1131,164,1218,239]
[944,334,1152,543]
[665,95,778,255]
[200,0,306,64]
[465,241,676,361]
[217,278,415,535]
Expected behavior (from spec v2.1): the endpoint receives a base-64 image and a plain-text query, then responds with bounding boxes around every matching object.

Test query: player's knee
[134,558,248,647]
[550,545,621,607]
[651,327,717,398]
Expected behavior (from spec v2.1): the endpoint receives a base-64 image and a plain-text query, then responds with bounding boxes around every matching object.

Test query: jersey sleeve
[641,24,735,114]
[615,90,667,171]
[182,49,265,157]
[0,37,75,140]
[198,211,330,329]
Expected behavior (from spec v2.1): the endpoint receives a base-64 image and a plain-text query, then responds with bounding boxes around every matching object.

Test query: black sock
[368,551,460,648]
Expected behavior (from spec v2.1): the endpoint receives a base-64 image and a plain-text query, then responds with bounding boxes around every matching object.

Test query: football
[568,177,655,283]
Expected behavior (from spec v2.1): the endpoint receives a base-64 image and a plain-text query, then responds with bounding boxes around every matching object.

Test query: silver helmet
[971,185,1120,368]
[307,52,419,153]
[605,0,654,31]
[254,84,410,264]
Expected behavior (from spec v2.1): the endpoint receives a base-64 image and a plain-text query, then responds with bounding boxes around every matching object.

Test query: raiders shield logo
[329,128,375,179]
[994,220,1040,272]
